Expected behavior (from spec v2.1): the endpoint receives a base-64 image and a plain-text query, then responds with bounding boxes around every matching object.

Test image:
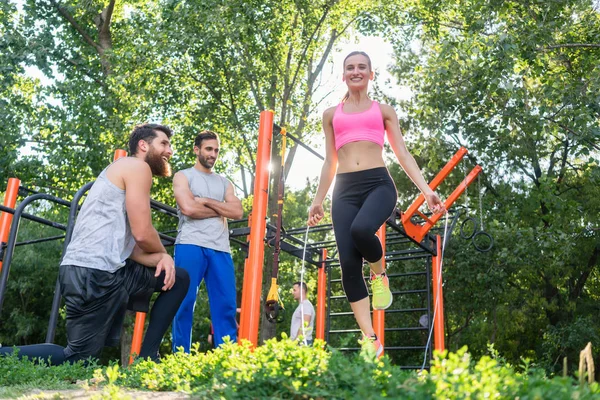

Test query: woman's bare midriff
[336,141,385,173]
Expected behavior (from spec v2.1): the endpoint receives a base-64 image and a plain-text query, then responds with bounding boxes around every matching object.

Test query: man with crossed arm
[171,130,243,352]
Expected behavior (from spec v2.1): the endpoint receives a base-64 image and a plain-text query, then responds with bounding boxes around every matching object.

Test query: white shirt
[290,299,315,341]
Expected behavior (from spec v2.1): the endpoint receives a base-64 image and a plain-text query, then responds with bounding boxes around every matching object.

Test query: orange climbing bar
[315,248,327,341]
[0,178,21,274]
[402,165,483,243]
[238,214,252,342]
[129,311,146,364]
[373,225,386,351]
[239,110,274,346]
[432,235,445,352]
[402,147,468,226]
[113,149,127,161]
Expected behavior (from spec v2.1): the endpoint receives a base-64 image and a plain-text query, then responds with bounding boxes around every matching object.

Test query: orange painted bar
[403,165,483,243]
[238,214,252,343]
[315,248,327,341]
[129,311,146,364]
[432,235,445,352]
[113,149,127,161]
[402,147,468,225]
[373,225,386,349]
[239,110,274,346]
[0,178,21,274]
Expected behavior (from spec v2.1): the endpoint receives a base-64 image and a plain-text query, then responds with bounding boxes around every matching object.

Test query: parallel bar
[402,147,468,225]
[0,194,72,316]
[0,205,68,231]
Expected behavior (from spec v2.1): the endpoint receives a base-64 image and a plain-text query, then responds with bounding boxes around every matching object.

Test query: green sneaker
[359,335,384,360]
[371,273,393,310]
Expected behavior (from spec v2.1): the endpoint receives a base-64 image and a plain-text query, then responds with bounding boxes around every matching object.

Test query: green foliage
[375,0,600,371]
[2,343,600,399]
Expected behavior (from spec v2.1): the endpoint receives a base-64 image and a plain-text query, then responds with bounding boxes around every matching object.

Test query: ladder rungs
[329,307,427,317]
[329,272,427,284]
[329,289,426,300]
[328,326,427,334]
[337,346,427,351]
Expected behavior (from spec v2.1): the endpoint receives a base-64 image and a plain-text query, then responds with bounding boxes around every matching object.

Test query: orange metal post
[113,149,127,161]
[315,248,327,341]
[129,311,146,364]
[0,178,21,274]
[373,225,386,348]
[238,214,252,343]
[432,235,445,352]
[239,110,274,346]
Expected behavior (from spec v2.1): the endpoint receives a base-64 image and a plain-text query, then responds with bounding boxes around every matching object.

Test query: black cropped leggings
[332,167,397,303]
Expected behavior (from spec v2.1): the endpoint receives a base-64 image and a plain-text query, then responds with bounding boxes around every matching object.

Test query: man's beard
[145,148,172,177]
[198,154,215,169]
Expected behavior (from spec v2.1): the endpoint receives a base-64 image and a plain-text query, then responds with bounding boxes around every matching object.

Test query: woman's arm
[308,107,338,226]
[382,104,445,213]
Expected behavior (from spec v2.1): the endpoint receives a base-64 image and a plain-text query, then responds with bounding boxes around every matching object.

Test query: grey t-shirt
[61,166,136,272]
[175,167,231,253]
[290,299,315,341]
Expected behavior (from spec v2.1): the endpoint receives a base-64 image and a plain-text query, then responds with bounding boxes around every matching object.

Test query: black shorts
[59,260,158,361]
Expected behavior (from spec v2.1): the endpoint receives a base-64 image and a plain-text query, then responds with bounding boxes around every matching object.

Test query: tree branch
[50,0,100,52]
[537,43,600,51]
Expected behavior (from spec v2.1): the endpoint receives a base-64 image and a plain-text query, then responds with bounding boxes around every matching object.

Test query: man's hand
[155,253,176,291]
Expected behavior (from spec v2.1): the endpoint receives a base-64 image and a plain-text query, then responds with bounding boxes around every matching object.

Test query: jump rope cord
[421,211,449,370]
[299,223,311,345]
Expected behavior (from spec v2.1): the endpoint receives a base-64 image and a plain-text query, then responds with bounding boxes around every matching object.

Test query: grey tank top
[61,166,136,272]
[175,167,231,253]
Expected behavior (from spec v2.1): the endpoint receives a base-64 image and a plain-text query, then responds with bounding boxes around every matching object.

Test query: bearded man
[170,130,243,352]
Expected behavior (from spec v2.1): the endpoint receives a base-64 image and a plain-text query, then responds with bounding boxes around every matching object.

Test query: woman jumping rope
[307,51,446,357]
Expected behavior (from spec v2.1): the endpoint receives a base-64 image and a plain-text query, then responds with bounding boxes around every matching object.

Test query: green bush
[1,340,600,399]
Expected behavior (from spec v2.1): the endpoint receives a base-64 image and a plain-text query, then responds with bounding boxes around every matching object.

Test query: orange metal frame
[232,112,482,354]
[238,110,274,346]
[315,248,327,340]
[0,178,21,275]
[401,147,482,244]
[398,147,481,351]
[373,226,386,352]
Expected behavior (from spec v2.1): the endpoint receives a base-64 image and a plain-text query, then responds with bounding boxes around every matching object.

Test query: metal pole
[239,111,273,346]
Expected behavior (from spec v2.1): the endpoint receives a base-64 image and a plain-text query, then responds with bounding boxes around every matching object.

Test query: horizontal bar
[0,204,67,231]
[329,307,427,317]
[14,235,66,247]
[337,346,427,351]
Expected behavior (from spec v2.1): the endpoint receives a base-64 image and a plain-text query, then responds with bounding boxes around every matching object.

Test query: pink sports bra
[332,101,385,151]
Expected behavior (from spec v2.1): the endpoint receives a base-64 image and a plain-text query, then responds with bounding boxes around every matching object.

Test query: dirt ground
[17,388,190,399]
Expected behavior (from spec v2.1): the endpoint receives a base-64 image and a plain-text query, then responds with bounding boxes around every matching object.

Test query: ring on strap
[459,217,479,240]
[472,231,493,252]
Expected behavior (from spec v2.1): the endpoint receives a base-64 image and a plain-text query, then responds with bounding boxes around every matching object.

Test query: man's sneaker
[371,272,393,310]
